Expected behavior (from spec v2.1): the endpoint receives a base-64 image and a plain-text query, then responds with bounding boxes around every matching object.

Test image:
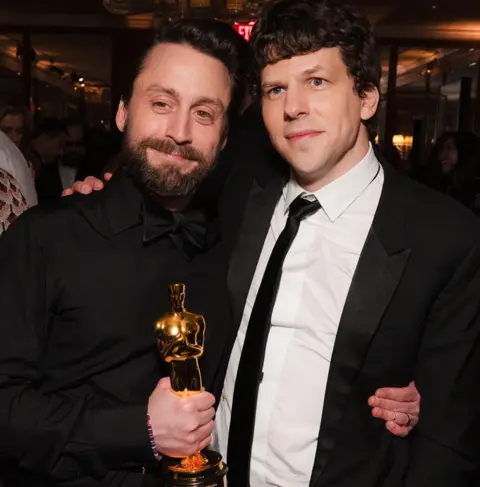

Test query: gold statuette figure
[155,283,228,487]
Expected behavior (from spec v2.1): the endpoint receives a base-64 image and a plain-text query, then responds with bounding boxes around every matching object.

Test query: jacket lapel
[210,151,287,401]
[311,163,412,486]
[226,158,287,338]
[226,180,282,331]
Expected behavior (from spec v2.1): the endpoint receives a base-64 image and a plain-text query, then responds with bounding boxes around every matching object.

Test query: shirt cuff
[92,405,158,468]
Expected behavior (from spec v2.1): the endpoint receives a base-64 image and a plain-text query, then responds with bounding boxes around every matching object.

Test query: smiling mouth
[285,131,322,141]
[149,148,191,162]
[165,152,188,161]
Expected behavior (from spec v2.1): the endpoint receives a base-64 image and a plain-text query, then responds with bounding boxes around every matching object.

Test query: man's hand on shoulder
[62,173,113,196]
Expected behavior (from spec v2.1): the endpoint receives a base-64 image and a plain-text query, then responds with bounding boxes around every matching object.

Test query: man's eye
[268,87,284,96]
[310,77,326,87]
[197,110,213,120]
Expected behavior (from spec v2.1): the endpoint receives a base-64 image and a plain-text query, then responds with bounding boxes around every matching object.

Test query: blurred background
[1,0,480,193]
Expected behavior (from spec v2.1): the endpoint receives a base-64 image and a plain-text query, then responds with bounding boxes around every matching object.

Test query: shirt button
[222,391,227,401]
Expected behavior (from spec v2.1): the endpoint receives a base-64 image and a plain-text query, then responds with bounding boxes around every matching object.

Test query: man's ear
[220,120,228,151]
[115,99,127,133]
[360,86,379,122]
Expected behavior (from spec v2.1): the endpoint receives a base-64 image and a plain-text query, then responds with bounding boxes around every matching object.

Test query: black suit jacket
[0,171,230,487]
[215,144,480,487]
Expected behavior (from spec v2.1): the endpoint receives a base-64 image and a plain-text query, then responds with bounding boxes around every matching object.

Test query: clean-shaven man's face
[261,47,379,191]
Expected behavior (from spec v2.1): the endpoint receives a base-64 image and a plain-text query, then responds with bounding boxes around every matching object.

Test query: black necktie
[227,195,321,487]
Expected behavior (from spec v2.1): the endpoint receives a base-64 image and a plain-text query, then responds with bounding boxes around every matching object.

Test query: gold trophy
[154,283,228,487]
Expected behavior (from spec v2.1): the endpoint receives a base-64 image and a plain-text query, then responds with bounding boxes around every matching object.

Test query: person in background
[421,130,480,212]
[0,130,37,234]
[31,116,105,205]
[27,116,67,172]
[61,118,103,188]
[0,106,31,153]
[63,118,87,174]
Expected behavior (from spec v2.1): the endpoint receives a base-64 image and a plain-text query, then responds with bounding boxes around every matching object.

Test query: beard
[123,135,218,199]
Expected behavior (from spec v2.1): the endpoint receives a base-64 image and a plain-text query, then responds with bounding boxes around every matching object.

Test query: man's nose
[165,112,193,145]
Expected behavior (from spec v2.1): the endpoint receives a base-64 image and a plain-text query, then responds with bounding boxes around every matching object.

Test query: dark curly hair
[249,0,381,98]
[122,18,251,121]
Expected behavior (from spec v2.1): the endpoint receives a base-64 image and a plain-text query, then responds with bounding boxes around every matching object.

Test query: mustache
[136,137,206,164]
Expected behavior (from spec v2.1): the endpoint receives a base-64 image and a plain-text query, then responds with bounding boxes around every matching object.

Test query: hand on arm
[368,381,420,437]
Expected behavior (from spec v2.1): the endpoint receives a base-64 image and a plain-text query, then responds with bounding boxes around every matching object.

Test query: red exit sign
[233,21,256,41]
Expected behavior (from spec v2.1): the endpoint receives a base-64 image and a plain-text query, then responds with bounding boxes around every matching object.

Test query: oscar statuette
[154,283,228,487]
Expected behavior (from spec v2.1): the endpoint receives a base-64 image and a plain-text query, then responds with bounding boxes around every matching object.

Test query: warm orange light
[392,134,413,150]
[190,0,210,6]
[227,0,245,12]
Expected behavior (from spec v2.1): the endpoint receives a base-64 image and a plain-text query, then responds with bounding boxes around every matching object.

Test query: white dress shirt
[213,145,384,486]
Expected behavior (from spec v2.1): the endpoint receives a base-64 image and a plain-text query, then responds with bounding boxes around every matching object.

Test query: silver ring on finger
[405,413,412,427]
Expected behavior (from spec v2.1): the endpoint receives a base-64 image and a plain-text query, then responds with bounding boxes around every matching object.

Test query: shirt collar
[284,143,380,222]
[103,169,199,241]
[103,168,144,235]
[99,168,220,259]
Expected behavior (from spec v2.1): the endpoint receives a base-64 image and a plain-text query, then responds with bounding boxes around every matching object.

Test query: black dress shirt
[0,169,230,487]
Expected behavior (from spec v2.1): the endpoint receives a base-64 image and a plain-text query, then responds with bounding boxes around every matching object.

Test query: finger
[375,385,417,402]
[395,412,413,426]
[183,407,215,432]
[79,183,93,194]
[157,377,171,390]
[402,412,419,428]
[369,396,418,414]
[182,420,215,453]
[194,420,215,443]
[197,407,215,427]
[408,381,421,400]
[62,189,73,196]
[371,406,397,422]
[84,176,98,185]
[190,391,216,411]
[198,434,212,451]
[70,182,83,194]
[104,172,113,181]
[386,421,410,438]
[93,180,104,190]
[372,407,415,426]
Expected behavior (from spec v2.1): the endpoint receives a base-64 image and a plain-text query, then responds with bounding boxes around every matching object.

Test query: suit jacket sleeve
[405,240,480,486]
[0,211,156,481]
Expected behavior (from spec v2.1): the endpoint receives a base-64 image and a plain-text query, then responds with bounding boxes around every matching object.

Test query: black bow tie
[143,205,219,260]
